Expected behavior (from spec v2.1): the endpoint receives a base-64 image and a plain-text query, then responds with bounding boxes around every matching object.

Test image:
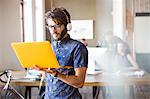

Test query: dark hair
[81,38,86,41]
[45,7,71,27]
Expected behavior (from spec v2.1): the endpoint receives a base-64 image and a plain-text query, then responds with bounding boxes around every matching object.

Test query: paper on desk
[25,69,42,79]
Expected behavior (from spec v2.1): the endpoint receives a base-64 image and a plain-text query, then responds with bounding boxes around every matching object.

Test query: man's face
[47,19,65,41]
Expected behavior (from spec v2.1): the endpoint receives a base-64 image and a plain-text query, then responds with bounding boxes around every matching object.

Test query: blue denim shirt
[45,35,88,99]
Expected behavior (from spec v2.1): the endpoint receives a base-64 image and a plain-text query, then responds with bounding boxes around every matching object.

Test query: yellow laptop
[11,41,60,68]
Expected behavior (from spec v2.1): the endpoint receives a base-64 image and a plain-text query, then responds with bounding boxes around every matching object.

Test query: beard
[53,29,67,41]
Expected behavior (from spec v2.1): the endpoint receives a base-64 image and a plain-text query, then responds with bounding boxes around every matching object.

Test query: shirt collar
[53,34,71,46]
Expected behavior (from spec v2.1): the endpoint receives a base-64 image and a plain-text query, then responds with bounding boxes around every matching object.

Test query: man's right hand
[34,65,58,77]
[34,65,44,71]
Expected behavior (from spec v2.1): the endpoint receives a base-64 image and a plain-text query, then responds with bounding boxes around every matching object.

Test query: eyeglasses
[46,24,62,29]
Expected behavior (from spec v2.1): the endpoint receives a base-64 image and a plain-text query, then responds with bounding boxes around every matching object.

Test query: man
[35,7,88,99]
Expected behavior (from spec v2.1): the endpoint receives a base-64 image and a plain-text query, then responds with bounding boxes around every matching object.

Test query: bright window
[23,0,45,42]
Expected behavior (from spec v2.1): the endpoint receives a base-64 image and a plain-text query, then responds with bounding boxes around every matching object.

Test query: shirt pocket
[61,54,73,66]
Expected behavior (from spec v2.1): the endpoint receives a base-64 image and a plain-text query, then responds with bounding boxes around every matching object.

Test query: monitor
[87,47,107,74]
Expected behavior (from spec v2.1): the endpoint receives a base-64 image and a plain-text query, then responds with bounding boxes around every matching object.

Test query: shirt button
[63,56,65,58]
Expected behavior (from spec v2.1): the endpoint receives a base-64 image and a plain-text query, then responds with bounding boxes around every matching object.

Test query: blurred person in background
[115,41,139,70]
[80,38,88,46]
[100,31,122,50]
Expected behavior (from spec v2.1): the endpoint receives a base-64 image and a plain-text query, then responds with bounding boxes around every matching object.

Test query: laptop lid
[11,41,60,69]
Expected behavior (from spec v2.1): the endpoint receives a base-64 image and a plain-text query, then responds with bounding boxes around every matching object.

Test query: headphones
[67,23,72,31]
[61,9,72,31]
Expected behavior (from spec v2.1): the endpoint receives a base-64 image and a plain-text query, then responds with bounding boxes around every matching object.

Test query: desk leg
[25,86,31,99]
[129,85,135,99]
[93,86,107,99]
[92,86,97,98]
[25,87,28,99]
[29,87,31,99]
[93,86,100,99]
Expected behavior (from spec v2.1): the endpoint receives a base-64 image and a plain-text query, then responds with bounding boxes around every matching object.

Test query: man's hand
[34,65,58,77]
[34,65,44,71]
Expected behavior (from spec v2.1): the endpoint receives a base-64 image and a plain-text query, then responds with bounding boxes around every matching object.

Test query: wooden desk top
[84,73,150,86]
[1,70,150,87]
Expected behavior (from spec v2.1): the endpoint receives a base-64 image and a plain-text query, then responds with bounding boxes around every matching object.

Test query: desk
[10,71,150,86]
[3,71,150,99]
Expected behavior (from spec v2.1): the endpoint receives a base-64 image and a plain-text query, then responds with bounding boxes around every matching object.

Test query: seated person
[101,40,139,72]
[100,31,122,50]
[80,38,88,46]
[115,41,139,70]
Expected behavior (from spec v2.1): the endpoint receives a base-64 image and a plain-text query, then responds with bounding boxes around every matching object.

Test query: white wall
[24,0,45,42]
[0,0,23,71]
[134,17,150,53]
[54,0,96,20]
[0,0,2,67]
[95,0,113,43]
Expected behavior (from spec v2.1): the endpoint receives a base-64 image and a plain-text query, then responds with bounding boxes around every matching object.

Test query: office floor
[30,86,150,99]
[1,86,149,99]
